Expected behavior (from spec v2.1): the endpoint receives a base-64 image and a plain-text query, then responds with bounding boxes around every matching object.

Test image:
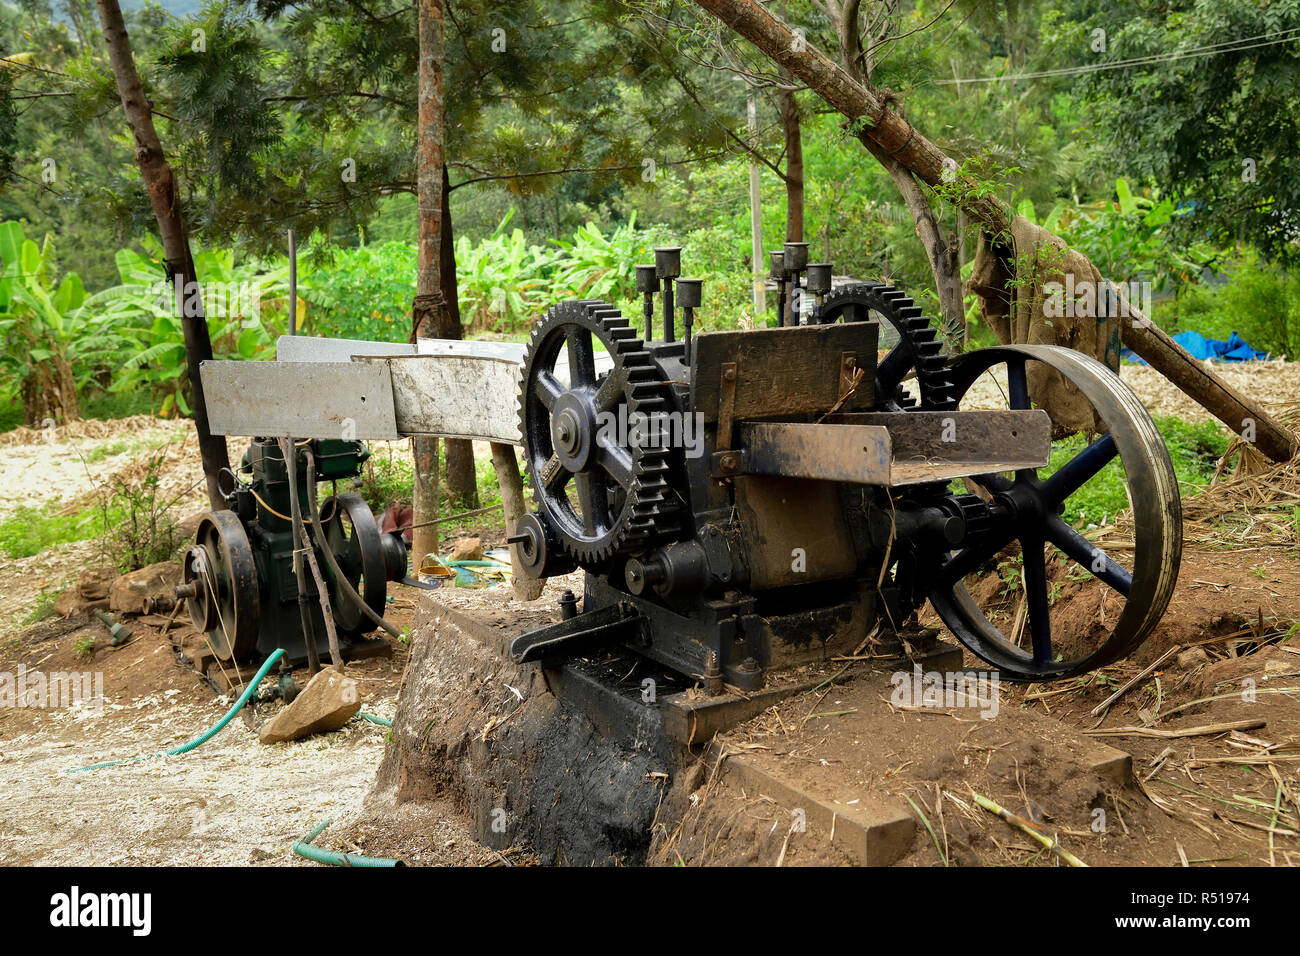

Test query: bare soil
[659,544,1300,867]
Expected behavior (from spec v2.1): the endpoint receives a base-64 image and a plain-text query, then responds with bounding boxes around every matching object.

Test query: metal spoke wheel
[322,492,387,636]
[183,510,260,660]
[927,345,1182,680]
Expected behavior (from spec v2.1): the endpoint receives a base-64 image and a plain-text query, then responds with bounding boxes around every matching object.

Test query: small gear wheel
[817,282,956,412]
[519,300,678,565]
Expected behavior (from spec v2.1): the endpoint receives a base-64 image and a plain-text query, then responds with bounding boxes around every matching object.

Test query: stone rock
[54,589,108,619]
[259,666,361,744]
[109,561,183,615]
[449,536,484,561]
[177,512,206,542]
[1175,647,1209,670]
[77,567,118,601]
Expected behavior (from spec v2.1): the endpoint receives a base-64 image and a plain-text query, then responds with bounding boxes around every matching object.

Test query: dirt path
[0,595,490,866]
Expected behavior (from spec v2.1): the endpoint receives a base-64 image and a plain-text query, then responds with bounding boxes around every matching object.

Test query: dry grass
[1182,402,1300,546]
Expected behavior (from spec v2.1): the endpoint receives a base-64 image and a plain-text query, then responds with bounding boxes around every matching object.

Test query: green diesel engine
[177,437,407,664]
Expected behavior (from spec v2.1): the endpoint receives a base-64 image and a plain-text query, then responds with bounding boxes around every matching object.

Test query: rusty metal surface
[736,409,1051,485]
[692,322,879,423]
[829,409,1052,484]
[738,422,893,483]
[733,476,859,588]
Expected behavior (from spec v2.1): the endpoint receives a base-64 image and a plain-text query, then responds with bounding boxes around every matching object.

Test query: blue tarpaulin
[1122,330,1269,364]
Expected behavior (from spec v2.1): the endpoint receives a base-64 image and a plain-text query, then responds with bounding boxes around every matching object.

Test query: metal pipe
[635,264,657,341]
[67,649,286,773]
[282,438,321,676]
[655,247,681,342]
[288,228,297,335]
[293,818,404,868]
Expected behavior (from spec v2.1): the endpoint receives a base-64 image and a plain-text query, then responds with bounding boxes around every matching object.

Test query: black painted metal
[509,249,1181,691]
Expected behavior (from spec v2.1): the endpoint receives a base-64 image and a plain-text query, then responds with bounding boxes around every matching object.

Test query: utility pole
[747,89,765,313]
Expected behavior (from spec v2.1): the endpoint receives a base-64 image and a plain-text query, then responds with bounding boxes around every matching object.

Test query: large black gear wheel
[519,300,677,565]
[817,282,956,412]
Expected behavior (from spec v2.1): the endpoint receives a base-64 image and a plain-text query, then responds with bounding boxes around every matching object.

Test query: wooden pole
[690,0,1298,462]
[410,0,447,565]
[491,442,543,601]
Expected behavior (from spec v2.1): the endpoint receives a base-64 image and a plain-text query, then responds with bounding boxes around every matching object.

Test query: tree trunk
[94,0,230,508]
[411,0,447,564]
[439,164,478,507]
[777,77,804,242]
[22,354,80,427]
[830,0,964,342]
[690,0,1299,462]
[862,138,964,344]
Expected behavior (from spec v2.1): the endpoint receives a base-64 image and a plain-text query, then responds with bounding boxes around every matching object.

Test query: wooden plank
[707,742,917,866]
[374,354,523,444]
[738,409,1051,486]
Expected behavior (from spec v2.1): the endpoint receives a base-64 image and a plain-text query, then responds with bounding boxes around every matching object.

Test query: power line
[938,27,1300,84]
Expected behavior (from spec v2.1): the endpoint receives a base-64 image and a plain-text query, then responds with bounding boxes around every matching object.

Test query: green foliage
[1166,249,1300,359]
[454,213,553,333]
[1065,0,1300,262]
[550,213,651,304]
[1054,415,1230,527]
[358,439,513,520]
[0,220,111,419]
[24,585,61,625]
[299,241,416,342]
[0,503,104,559]
[85,236,285,415]
[96,444,182,571]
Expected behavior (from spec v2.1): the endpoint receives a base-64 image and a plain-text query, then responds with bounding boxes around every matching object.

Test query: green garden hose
[67,648,286,773]
[293,818,404,867]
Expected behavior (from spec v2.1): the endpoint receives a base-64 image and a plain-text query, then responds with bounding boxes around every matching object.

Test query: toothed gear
[945,493,992,539]
[519,300,678,566]
[817,282,956,412]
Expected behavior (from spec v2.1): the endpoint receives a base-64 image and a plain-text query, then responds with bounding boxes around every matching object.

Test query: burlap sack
[967,215,1123,434]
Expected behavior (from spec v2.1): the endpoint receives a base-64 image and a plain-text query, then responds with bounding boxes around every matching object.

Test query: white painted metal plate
[201,360,401,439]
[276,334,415,362]
[367,354,524,444]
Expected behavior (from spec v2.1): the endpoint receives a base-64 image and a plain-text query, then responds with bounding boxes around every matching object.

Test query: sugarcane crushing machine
[508,243,1182,685]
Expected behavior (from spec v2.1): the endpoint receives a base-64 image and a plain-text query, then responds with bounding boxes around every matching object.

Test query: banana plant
[454,211,552,332]
[549,213,648,302]
[83,235,285,417]
[0,221,120,425]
